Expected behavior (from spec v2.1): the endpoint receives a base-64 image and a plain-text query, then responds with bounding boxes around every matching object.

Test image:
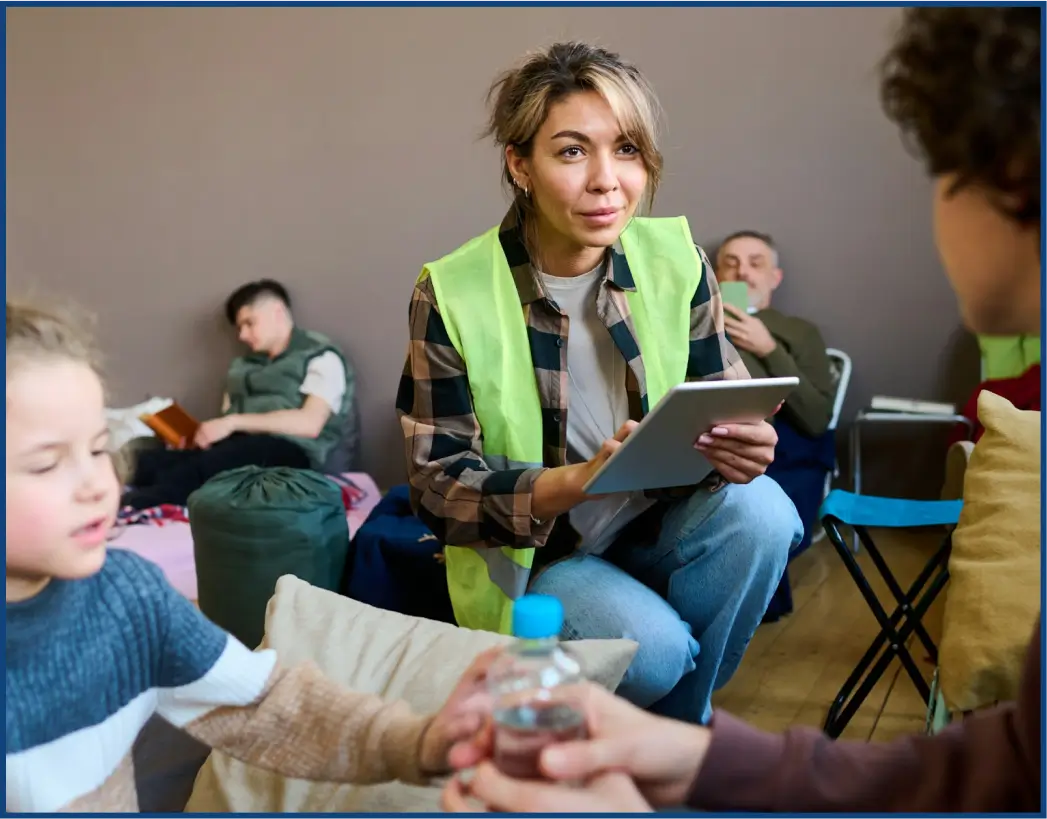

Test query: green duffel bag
[189,465,349,649]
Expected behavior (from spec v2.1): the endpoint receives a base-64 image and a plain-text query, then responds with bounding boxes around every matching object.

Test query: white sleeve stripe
[156,636,278,728]
[5,690,157,813]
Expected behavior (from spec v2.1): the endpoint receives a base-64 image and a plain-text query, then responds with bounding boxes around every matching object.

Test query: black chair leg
[822,519,951,738]
[856,526,951,663]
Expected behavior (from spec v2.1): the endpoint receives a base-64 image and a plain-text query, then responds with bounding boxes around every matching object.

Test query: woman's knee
[594,616,698,709]
[534,560,697,708]
[665,475,795,590]
[700,476,800,582]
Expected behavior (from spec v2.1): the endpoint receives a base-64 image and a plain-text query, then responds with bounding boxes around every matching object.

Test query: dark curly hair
[880,6,1040,226]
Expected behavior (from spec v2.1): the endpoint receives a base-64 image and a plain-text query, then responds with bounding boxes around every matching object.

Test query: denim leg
[528,554,699,709]
[610,475,803,724]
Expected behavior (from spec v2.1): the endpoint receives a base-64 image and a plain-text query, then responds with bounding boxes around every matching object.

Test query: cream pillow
[186,576,638,813]
[939,390,1041,712]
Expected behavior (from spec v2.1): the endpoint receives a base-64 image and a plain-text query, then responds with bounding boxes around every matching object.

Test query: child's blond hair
[6,299,129,481]
[7,299,101,377]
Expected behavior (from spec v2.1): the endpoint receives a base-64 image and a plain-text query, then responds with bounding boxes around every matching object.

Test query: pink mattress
[108,472,382,600]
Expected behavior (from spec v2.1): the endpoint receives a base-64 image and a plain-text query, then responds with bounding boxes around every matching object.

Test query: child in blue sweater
[5,300,494,812]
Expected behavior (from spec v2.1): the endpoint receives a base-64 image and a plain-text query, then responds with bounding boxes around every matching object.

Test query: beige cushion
[186,576,638,812]
[939,390,1041,712]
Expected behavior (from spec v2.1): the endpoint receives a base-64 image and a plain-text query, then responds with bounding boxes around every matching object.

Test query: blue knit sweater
[8,550,223,750]
[6,550,279,811]
[6,549,433,812]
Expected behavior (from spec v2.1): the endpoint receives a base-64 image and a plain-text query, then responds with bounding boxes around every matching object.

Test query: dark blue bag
[343,485,455,624]
[763,418,838,622]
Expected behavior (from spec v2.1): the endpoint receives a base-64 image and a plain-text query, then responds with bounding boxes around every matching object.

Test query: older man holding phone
[718,230,836,439]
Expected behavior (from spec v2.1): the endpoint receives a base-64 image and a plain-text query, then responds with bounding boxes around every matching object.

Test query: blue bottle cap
[511,594,564,640]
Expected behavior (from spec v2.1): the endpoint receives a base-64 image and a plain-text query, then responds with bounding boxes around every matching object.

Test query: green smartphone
[720,281,751,313]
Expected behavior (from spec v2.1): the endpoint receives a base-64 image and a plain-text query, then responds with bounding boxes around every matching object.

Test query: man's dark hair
[224,279,292,325]
[880,6,1040,226]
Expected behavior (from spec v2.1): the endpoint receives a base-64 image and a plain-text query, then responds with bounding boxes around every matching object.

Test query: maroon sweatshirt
[689,617,1041,812]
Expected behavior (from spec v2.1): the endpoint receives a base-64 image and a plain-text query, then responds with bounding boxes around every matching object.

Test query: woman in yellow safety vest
[396,41,803,725]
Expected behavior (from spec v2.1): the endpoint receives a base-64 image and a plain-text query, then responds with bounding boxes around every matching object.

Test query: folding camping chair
[819,489,963,739]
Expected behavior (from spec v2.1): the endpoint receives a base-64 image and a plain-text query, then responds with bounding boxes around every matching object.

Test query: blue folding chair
[818,489,963,738]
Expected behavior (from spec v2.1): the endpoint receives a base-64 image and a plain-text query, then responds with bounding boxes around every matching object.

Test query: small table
[851,409,974,496]
[849,409,974,550]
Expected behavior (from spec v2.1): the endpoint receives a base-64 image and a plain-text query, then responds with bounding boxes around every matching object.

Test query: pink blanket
[108,472,382,600]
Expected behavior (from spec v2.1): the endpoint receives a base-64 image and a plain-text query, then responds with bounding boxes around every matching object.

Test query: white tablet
[582,376,800,495]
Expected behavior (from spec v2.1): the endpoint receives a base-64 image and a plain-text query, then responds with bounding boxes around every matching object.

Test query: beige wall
[7,7,978,492]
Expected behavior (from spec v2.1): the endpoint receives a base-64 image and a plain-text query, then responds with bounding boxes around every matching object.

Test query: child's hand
[419,647,501,775]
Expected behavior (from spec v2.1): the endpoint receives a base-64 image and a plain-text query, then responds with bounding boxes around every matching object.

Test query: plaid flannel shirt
[396,207,750,551]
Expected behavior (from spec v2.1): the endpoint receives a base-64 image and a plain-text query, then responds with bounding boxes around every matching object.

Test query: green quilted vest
[225,328,348,468]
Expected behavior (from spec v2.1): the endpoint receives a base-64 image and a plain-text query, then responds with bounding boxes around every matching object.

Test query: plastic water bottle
[487,594,587,779]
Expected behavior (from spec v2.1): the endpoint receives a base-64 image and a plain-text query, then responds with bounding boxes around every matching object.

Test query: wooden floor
[712,526,947,742]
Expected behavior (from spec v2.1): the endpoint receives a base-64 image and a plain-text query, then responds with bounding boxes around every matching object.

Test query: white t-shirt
[540,263,656,555]
[299,351,347,413]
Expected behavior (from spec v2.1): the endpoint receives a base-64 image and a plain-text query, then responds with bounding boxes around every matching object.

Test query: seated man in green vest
[715,230,835,438]
[122,280,352,509]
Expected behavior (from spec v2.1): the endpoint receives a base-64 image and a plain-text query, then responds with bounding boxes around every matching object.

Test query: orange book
[140,403,200,450]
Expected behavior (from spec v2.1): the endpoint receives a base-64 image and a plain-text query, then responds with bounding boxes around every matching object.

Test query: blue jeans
[529,475,802,725]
